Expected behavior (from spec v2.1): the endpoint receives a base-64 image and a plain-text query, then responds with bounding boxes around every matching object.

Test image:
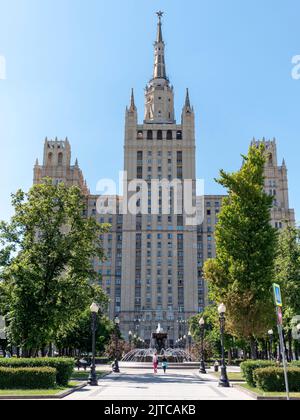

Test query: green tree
[0,179,110,355]
[204,145,278,358]
[55,309,114,356]
[188,306,235,361]
[275,226,300,359]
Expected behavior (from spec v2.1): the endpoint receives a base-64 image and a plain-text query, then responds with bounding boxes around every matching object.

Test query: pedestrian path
[64,368,253,401]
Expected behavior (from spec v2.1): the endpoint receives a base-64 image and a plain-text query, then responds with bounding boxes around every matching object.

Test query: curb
[234,384,300,401]
[0,382,87,400]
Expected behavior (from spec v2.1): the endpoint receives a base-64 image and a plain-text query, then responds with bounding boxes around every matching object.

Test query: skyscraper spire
[156,10,164,43]
[185,88,191,109]
[183,88,193,115]
[153,11,167,80]
[129,88,136,112]
[144,12,175,123]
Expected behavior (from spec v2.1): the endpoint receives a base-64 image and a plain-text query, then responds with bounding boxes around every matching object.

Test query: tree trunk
[295,340,299,360]
[282,330,289,362]
[288,330,293,361]
[228,349,232,365]
[250,337,257,360]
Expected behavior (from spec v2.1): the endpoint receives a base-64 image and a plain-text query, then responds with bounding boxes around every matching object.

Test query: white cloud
[0,55,6,80]
[291,55,300,80]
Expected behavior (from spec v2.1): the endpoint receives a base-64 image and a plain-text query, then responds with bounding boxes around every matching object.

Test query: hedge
[291,361,300,368]
[254,367,300,392]
[0,358,74,386]
[240,360,276,387]
[0,367,56,389]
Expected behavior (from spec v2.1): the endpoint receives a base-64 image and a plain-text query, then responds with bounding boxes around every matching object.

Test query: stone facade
[252,138,295,229]
[33,15,295,345]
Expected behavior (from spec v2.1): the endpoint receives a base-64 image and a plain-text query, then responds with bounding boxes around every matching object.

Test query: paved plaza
[64,368,253,401]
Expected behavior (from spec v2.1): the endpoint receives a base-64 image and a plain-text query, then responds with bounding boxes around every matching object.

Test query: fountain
[121,324,192,364]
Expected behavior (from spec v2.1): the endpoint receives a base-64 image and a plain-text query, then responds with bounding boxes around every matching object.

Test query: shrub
[254,367,300,392]
[240,360,276,387]
[0,367,56,389]
[231,359,244,366]
[291,361,300,368]
[0,358,74,386]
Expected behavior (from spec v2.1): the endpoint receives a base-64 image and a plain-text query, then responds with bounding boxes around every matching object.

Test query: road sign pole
[276,307,290,401]
[272,285,290,401]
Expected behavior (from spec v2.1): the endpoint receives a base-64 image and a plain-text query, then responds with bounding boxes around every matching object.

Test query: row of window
[137,130,182,141]
[47,152,64,165]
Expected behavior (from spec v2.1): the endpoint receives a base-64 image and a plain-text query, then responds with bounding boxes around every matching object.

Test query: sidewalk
[64,368,254,401]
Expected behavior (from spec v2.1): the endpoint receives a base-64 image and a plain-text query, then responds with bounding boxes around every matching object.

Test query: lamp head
[218,303,226,315]
[199,317,205,326]
[90,302,100,314]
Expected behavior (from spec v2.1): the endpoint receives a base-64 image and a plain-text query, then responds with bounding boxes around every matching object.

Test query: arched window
[176,131,182,140]
[147,130,153,140]
[58,152,63,165]
[157,130,163,140]
[268,153,273,165]
[167,130,173,140]
[48,152,53,165]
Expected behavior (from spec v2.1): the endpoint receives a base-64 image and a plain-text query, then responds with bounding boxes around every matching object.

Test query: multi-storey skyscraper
[33,14,295,345]
[121,12,198,344]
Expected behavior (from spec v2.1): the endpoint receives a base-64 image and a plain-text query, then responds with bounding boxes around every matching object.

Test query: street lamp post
[188,330,192,355]
[88,302,100,386]
[218,303,230,388]
[268,330,274,360]
[183,335,187,351]
[113,316,120,373]
[199,317,207,374]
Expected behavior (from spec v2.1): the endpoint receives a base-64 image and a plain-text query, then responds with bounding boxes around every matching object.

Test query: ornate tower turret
[33,137,89,195]
[182,88,195,142]
[251,137,295,228]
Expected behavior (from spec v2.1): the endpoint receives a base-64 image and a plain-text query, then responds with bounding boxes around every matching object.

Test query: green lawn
[240,383,300,399]
[71,370,108,381]
[0,382,79,397]
[212,371,244,382]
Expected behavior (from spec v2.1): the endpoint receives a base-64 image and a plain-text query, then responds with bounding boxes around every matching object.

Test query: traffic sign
[273,283,283,307]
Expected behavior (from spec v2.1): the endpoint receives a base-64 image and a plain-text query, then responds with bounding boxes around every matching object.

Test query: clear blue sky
[0,0,299,222]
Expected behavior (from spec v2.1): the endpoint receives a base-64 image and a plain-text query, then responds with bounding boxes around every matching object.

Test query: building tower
[34,138,89,195]
[252,138,295,228]
[120,12,198,345]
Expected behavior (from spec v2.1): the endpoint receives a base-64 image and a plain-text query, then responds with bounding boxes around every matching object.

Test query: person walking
[153,352,159,374]
[162,356,168,374]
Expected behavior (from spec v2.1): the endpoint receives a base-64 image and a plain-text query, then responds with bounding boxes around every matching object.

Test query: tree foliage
[55,310,114,355]
[275,225,300,358]
[275,226,300,319]
[204,145,278,347]
[188,305,236,359]
[0,180,110,354]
